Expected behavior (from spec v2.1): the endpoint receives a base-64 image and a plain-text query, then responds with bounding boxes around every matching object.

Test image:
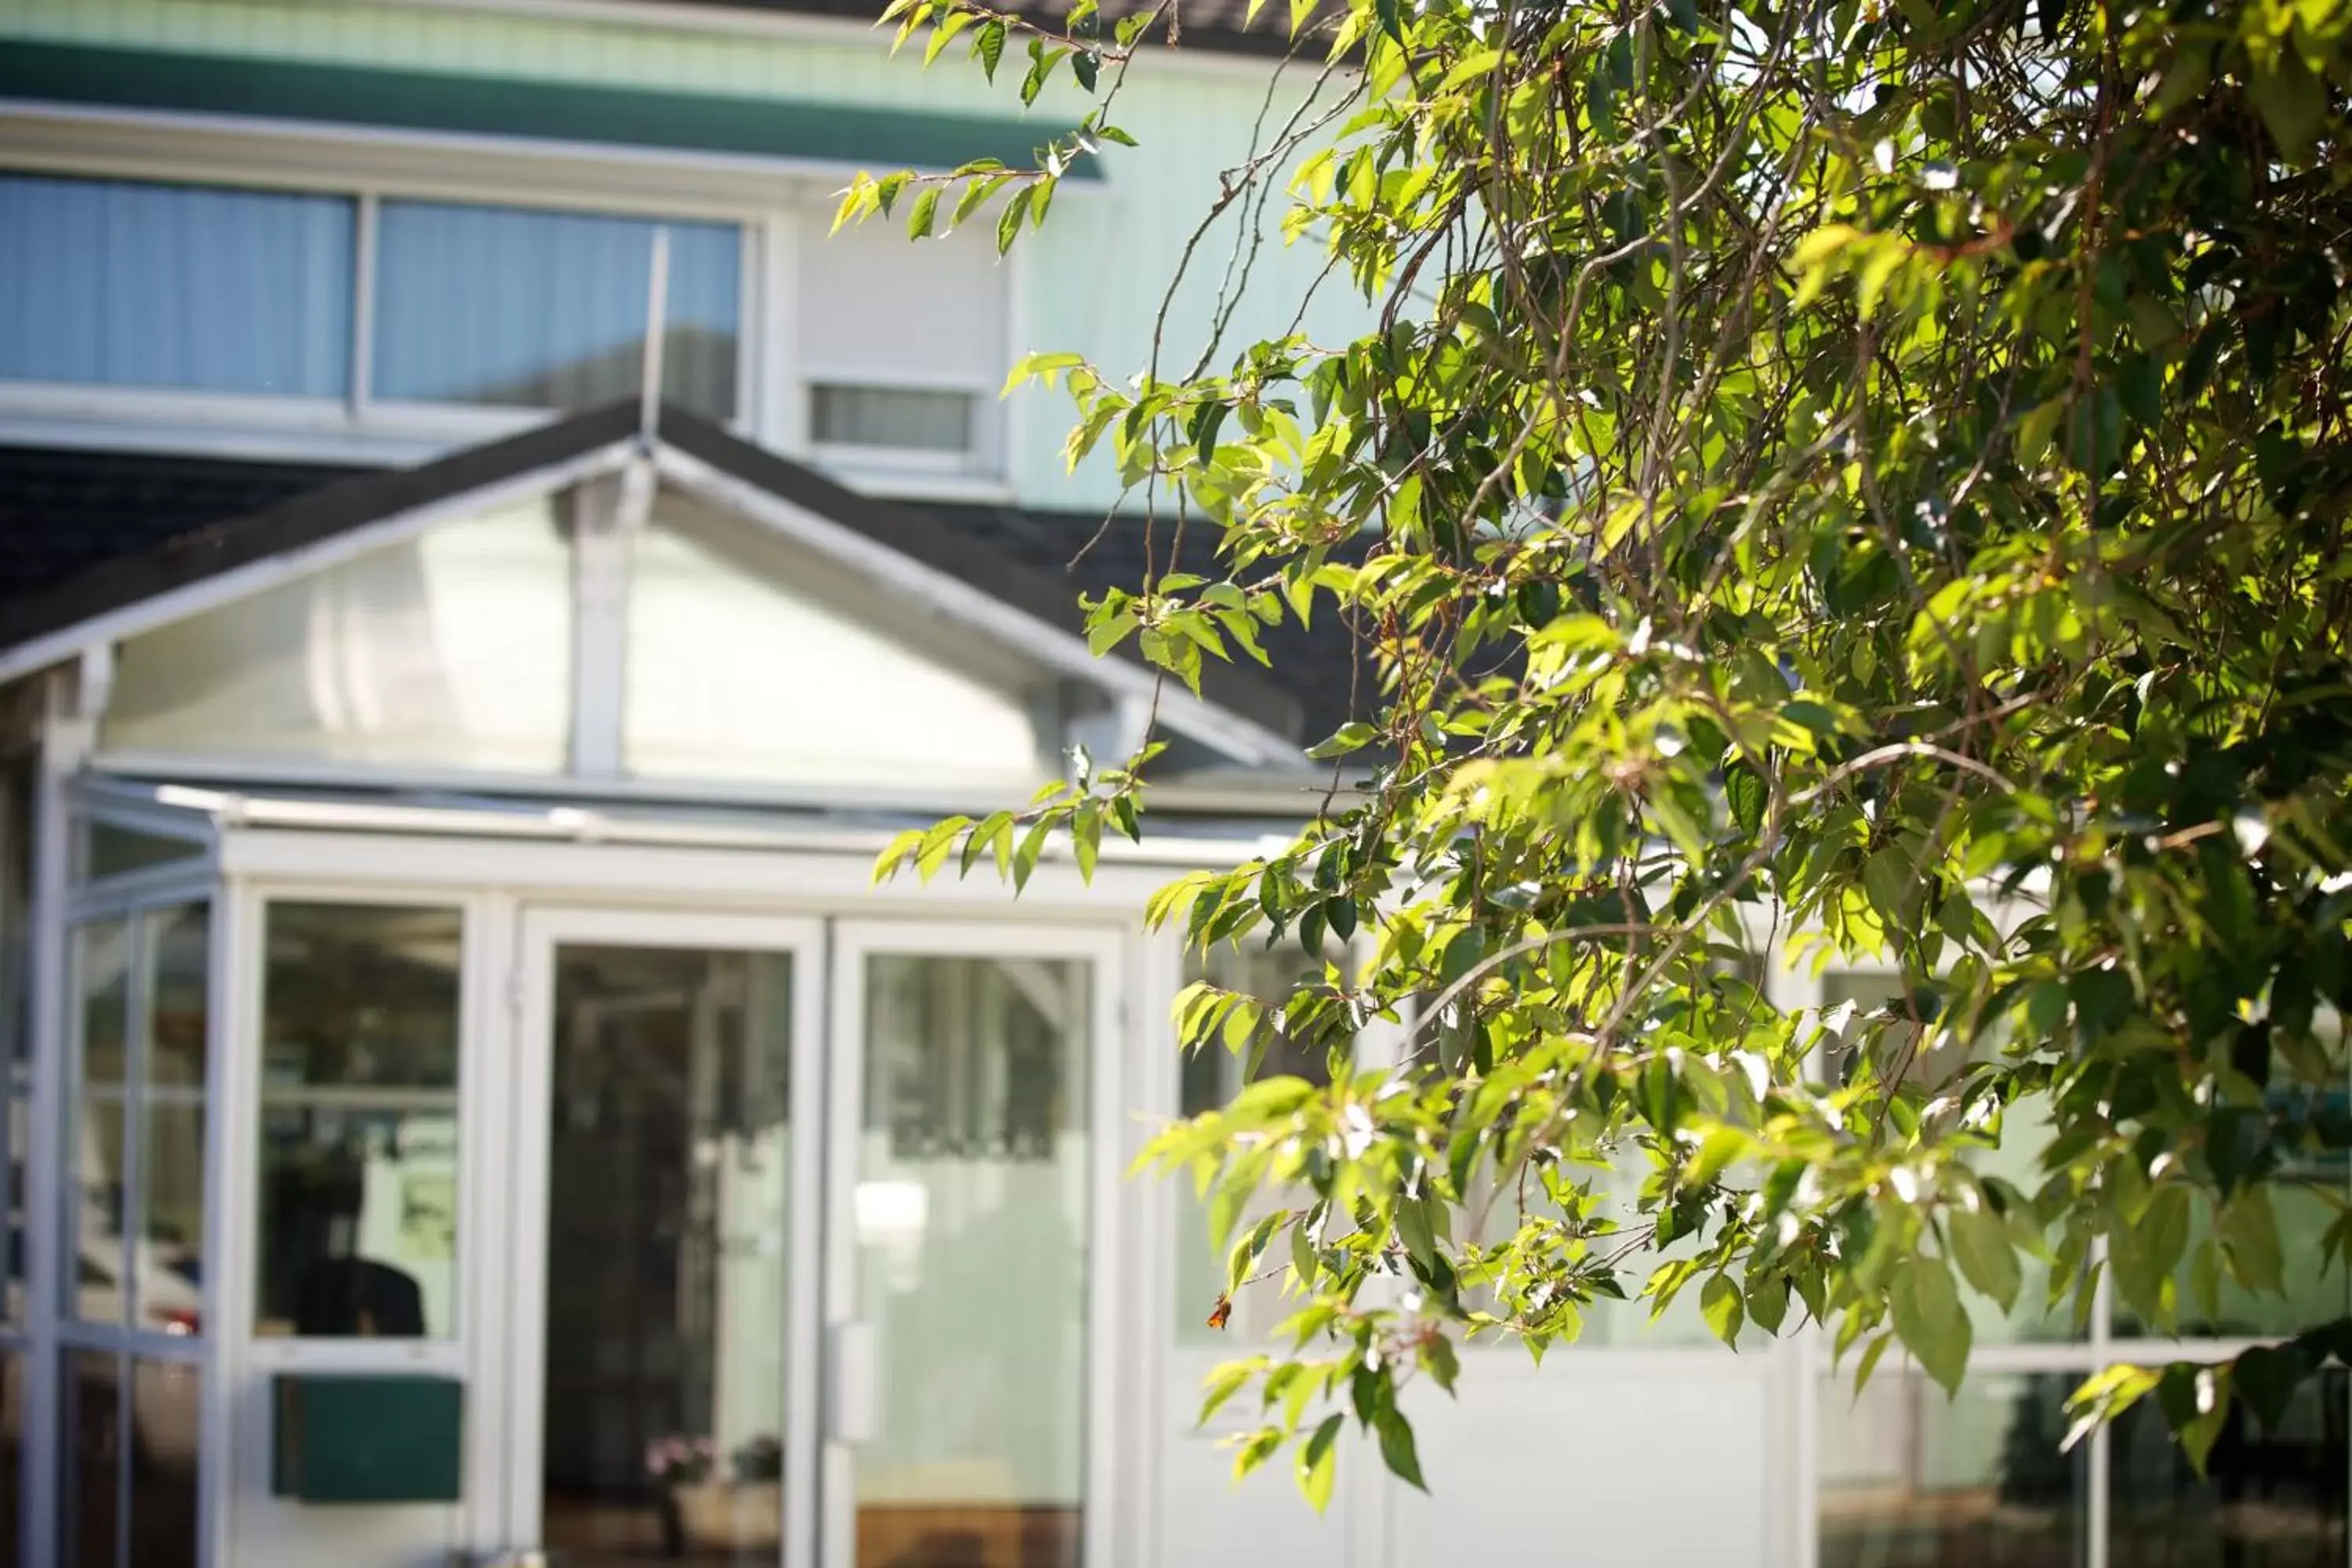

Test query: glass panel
[811,385,975,453]
[1824,971,2078,1341]
[0,1348,16,1567]
[373,201,739,418]
[4,1096,23,1326]
[138,906,209,1335]
[69,920,131,1325]
[256,903,463,1338]
[126,1356,200,1568]
[1818,1369,2086,1568]
[2111,1367,2347,1566]
[80,822,204,884]
[2,753,31,1083]
[60,1348,122,1568]
[1175,943,1336,1345]
[0,173,354,397]
[103,497,573,773]
[540,945,794,1567]
[855,953,1090,1568]
[624,494,1047,788]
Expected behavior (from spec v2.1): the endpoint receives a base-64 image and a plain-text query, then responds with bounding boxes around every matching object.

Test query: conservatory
[0,402,2343,1568]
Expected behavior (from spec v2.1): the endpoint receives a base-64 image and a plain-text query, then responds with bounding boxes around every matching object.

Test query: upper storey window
[0,175,354,398]
[0,165,1011,485]
[0,173,742,425]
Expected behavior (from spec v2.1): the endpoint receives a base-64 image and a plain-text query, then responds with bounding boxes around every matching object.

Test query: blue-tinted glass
[0,174,353,397]
[372,201,739,418]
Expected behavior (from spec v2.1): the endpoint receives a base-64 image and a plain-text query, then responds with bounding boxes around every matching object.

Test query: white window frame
[0,114,1030,499]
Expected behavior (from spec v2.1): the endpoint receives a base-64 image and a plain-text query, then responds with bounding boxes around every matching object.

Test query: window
[798,216,1004,470]
[1173,942,1345,1345]
[255,902,464,1339]
[622,492,1048,787]
[103,495,574,774]
[0,172,739,423]
[0,173,354,397]
[372,201,739,419]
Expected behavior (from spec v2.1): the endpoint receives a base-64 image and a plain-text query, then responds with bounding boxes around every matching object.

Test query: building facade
[0,3,2343,1567]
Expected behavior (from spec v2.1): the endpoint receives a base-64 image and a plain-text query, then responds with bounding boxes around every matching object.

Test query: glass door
[506,910,826,1568]
[822,922,1122,1568]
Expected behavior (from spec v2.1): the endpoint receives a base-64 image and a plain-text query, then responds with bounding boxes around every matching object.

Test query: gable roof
[0,403,1330,752]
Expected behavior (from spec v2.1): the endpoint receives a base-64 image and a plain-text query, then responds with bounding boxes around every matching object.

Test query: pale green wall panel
[0,0,1377,513]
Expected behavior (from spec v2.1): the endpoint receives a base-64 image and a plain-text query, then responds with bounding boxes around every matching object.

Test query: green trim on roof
[0,40,1096,178]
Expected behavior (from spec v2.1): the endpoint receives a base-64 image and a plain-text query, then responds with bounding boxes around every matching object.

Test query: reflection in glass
[856,954,1090,1568]
[61,1349,121,1568]
[1818,1370,2085,1568]
[373,201,739,418]
[2,753,31,1080]
[1823,971,2080,1342]
[811,385,975,453]
[127,1357,201,1568]
[71,921,131,1325]
[104,497,573,774]
[1175,944,1338,1345]
[256,903,463,1338]
[81,823,204,884]
[139,906,209,1334]
[540,946,793,1568]
[2111,1368,2347,1566]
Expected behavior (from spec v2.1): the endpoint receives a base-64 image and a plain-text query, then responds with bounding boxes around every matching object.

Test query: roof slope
[0,405,1361,743]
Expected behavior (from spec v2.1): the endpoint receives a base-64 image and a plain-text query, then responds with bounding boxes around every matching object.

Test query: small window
[372,200,740,419]
[256,902,465,1339]
[799,216,1004,469]
[810,384,975,455]
[0,173,354,397]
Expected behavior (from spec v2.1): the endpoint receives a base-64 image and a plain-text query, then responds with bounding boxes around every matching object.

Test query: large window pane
[103,497,572,774]
[624,495,1047,788]
[2110,1367,2347,1566]
[60,1349,121,1568]
[0,174,353,397]
[1174,943,1338,1345]
[69,921,131,1326]
[373,201,739,418]
[256,903,464,1338]
[1819,1370,2086,1568]
[542,946,794,1566]
[1824,971,2080,1342]
[854,953,1089,1568]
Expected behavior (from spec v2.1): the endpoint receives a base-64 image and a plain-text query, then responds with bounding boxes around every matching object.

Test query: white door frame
[821,917,1131,1568]
[503,906,829,1568]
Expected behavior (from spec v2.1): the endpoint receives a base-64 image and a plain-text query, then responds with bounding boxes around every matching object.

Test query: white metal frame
[502,906,829,1567]
[822,916,1136,1568]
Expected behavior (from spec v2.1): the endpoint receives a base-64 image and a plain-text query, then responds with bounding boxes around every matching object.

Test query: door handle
[827,1320,880,1446]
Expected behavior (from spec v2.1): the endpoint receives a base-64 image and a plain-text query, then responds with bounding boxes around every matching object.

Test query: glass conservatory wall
[101,497,572,774]
[622,495,1052,790]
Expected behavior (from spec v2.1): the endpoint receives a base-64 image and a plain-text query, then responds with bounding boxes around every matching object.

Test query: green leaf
[1374,1408,1425,1491]
[906,184,941,240]
[973,17,1007,79]
[1700,1272,1745,1347]
[1889,1256,1972,1397]
[2252,50,2326,163]
[1948,1206,2022,1315]
[1297,1413,1344,1512]
[996,182,1036,256]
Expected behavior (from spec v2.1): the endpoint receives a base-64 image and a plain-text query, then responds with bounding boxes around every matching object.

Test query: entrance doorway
[501,911,1122,1568]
